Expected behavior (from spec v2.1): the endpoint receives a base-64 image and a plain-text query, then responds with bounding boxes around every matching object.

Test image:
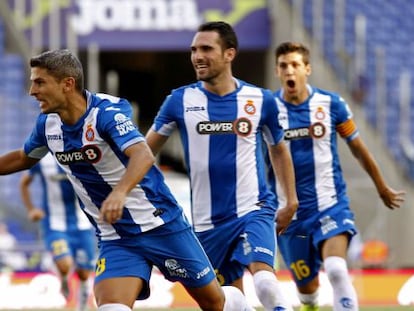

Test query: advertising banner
[9,0,270,50]
[2,269,414,309]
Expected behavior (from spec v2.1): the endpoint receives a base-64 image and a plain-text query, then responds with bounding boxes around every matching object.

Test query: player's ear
[225,47,236,63]
[62,77,76,92]
[306,63,312,76]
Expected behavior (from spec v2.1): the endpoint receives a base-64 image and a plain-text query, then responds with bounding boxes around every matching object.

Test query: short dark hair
[275,42,310,65]
[30,49,84,92]
[197,21,238,52]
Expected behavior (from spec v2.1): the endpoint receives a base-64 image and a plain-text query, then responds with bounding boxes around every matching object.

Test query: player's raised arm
[347,136,406,209]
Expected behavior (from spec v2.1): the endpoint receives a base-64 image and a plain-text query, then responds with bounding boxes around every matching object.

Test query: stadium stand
[0,16,39,246]
[290,0,414,180]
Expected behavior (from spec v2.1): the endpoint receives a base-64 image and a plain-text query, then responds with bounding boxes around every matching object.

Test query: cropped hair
[275,42,310,65]
[197,21,238,52]
[30,49,84,92]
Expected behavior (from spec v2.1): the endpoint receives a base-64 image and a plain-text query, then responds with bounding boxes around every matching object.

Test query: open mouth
[287,80,295,88]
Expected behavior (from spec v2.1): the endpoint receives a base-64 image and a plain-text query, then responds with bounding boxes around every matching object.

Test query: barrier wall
[1,269,413,309]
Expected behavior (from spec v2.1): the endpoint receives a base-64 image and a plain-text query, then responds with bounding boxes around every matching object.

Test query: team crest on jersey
[315,106,326,120]
[244,100,256,115]
[85,125,95,141]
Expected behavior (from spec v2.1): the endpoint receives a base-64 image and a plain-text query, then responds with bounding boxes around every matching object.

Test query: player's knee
[196,291,225,310]
[222,285,251,311]
[324,256,348,285]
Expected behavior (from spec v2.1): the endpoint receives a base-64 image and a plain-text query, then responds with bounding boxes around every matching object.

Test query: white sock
[222,285,255,311]
[253,270,292,311]
[324,256,358,311]
[77,281,90,311]
[298,289,319,306]
[97,303,131,311]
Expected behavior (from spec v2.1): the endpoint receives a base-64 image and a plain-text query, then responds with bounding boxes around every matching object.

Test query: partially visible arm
[269,141,299,235]
[348,136,405,209]
[19,173,45,222]
[145,128,169,156]
[0,149,39,175]
[99,141,156,223]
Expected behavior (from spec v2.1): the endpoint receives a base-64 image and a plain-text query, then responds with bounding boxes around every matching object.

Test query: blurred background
[0,0,413,293]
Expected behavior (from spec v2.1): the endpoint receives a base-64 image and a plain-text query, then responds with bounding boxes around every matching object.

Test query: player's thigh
[148,227,218,288]
[321,233,349,259]
[71,229,96,270]
[243,209,277,266]
[95,241,152,300]
[94,276,143,308]
[45,231,71,259]
[278,228,321,286]
[196,220,245,286]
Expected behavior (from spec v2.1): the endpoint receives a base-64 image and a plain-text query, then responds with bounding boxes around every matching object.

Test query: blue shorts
[196,208,277,285]
[95,216,217,300]
[277,202,357,286]
[44,229,96,270]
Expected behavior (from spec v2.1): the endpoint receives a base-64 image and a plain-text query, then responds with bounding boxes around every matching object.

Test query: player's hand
[100,191,126,223]
[379,186,406,210]
[28,208,44,222]
[275,202,297,235]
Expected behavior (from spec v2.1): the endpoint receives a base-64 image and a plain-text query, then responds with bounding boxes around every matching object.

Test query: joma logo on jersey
[46,134,62,141]
[55,145,102,165]
[185,106,205,112]
[197,118,252,136]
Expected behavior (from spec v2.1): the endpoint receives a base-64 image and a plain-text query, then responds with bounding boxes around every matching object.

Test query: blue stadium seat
[291,0,414,179]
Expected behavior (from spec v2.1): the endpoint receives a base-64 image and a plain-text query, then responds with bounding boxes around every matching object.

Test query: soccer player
[270,41,405,311]
[146,21,298,311]
[20,152,96,311]
[0,49,252,311]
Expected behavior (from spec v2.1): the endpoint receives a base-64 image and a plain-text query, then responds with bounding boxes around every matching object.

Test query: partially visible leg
[322,234,358,311]
[75,268,92,311]
[250,262,293,311]
[222,285,256,311]
[324,256,358,311]
[297,278,320,311]
[97,304,131,311]
[230,277,256,311]
[94,277,142,310]
[54,255,73,299]
[185,278,225,310]
[185,278,254,311]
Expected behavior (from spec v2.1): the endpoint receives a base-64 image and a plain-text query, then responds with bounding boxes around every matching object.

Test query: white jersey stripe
[183,88,213,231]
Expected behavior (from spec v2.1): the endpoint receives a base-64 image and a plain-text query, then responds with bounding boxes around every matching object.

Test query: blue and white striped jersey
[151,79,283,232]
[271,86,359,220]
[29,152,91,233]
[24,91,183,241]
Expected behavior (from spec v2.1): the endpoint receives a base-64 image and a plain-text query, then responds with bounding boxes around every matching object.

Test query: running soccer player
[20,152,96,311]
[146,21,298,311]
[0,49,251,311]
[269,41,405,311]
